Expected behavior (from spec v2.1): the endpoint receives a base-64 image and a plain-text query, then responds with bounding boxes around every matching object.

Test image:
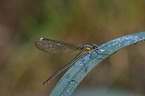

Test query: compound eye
[92,44,98,50]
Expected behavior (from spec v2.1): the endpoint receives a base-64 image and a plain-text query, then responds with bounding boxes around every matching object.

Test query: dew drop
[100,49,105,52]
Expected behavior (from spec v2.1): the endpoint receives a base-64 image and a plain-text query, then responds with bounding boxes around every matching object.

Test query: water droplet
[107,49,113,52]
[39,38,43,41]
[142,36,145,40]
[69,80,76,85]
[100,49,105,52]
[134,42,138,45]
[118,44,121,47]
[62,80,77,95]
[66,89,69,92]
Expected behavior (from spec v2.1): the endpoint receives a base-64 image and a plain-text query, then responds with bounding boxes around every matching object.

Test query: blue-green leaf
[50,32,145,96]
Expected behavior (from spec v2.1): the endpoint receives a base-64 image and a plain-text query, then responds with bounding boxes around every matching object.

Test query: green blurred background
[0,0,145,96]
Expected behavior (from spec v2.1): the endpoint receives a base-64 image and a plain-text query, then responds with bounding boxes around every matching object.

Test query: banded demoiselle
[35,38,99,85]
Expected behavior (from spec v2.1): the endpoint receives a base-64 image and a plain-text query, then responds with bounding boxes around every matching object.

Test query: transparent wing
[35,38,83,55]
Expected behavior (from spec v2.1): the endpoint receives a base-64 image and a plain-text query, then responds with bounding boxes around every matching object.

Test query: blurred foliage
[0,0,145,96]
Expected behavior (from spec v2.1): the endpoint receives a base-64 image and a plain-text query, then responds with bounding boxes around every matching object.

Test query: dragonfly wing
[35,38,83,55]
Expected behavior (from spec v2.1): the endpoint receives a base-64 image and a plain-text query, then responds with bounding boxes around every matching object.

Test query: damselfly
[35,38,99,85]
